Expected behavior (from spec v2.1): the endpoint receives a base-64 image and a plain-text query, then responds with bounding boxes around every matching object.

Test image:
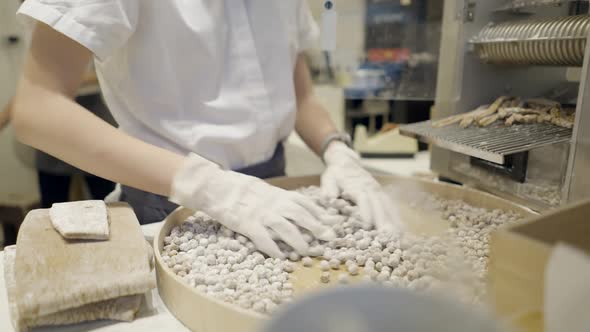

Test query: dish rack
[400,0,590,211]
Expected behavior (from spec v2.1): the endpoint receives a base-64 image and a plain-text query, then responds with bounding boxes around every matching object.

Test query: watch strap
[321,132,352,158]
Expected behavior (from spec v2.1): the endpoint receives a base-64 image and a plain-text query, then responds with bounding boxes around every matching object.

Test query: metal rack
[400,121,572,164]
[401,0,590,210]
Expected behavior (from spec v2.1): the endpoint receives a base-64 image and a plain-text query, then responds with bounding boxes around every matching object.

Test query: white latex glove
[321,141,403,233]
[170,153,336,258]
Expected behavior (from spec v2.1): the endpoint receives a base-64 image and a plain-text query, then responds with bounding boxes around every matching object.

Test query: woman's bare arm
[293,54,338,156]
[12,23,185,196]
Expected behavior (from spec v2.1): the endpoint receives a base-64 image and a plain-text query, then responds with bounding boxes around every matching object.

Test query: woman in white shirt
[12,0,401,258]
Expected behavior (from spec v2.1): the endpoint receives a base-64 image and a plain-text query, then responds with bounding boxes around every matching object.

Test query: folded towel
[50,200,109,240]
[10,203,155,330]
[4,246,143,331]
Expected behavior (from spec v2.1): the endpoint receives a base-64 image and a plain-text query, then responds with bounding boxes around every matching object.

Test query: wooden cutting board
[14,203,155,320]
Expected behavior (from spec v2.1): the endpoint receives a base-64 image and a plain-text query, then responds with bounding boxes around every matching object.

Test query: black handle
[7,35,20,45]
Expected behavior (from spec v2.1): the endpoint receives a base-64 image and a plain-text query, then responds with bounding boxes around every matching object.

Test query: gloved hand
[170,153,336,258]
[321,141,403,233]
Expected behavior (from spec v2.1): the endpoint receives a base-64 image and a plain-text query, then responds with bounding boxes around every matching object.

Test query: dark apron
[120,143,286,224]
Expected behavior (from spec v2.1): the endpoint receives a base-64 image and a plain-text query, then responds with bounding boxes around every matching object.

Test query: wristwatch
[321,132,352,158]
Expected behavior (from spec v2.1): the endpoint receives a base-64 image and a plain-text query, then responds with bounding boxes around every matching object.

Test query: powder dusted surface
[49,200,109,240]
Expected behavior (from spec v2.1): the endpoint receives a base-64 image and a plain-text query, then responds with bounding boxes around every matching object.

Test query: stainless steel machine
[401,0,590,211]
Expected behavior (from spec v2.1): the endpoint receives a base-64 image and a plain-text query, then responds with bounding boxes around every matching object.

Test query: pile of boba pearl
[160,186,522,314]
[161,212,296,314]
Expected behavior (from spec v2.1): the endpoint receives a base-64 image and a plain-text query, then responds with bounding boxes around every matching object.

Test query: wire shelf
[399,120,572,164]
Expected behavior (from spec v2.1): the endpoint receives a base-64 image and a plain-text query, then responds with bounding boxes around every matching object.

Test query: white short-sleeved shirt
[17,0,319,170]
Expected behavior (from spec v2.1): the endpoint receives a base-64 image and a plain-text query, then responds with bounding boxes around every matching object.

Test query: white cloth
[17,0,319,170]
[104,183,122,204]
